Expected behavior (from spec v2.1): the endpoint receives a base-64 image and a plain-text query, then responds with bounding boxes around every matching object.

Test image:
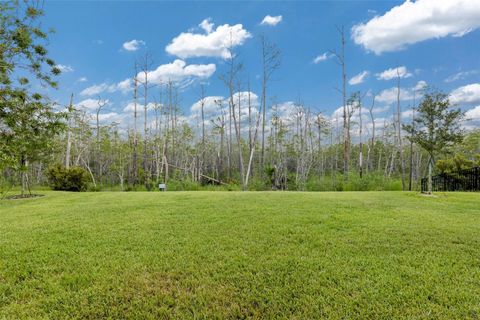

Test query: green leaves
[403,89,465,157]
[0,1,63,173]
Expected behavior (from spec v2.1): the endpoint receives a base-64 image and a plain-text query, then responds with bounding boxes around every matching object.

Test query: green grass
[1,192,479,319]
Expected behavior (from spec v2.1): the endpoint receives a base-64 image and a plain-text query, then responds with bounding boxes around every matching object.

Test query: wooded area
[1,1,478,195]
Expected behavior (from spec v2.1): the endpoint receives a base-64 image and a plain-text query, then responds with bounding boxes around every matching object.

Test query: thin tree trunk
[396,68,406,190]
[65,94,73,169]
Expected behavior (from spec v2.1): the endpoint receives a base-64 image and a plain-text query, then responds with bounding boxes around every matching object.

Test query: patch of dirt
[5,194,45,200]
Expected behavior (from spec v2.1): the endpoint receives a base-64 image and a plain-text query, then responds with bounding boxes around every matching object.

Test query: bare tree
[331,25,349,178]
[408,90,416,191]
[130,63,139,186]
[367,94,376,172]
[396,67,406,190]
[260,34,281,170]
[95,96,108,181]
[139,53,154,187]
[197,84,207,180]
[221,37,245,188]
[65,94,74,169]
[358,94,364,178]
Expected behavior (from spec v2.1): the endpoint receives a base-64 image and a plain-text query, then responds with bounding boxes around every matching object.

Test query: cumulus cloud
[75,98,111,110]
[123,102,156,113]
[190,92,261,130]
[191,92,260,114]
[136,59,216,86]
[414,80,428,91]
[77,77,88,83]
[199,18,214,34]
[260,15,283,26]
[122,39,145,51]
[80,79,132,96]
[465,105,480,121]
[56,64,74,73]
[375,81,427,104]
[191,96,225,114]
[376,66,412,80]
[97,112,124,123]
[352,0,480,54]
[450,83,480,105]
[312,53,331,64]
[165,20,251,59]
[271,101,298,122]
[80,84,109,96]
[349,71,369,85]
[116,78,132,92]
[444,70,479,83]
[376,88,412,104]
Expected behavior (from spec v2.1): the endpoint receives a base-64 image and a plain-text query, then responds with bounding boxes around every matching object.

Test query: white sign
[159,183,166,190]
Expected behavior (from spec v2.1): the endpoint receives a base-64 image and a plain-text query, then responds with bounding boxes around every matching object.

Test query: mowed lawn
[0,192,479,319]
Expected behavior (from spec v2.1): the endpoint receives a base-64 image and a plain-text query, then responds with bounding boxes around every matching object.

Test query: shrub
[46,164,89,192]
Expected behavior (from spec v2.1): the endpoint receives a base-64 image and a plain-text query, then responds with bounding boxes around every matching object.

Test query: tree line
[1,1,476,196]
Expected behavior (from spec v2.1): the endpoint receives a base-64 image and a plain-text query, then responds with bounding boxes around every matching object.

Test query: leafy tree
[0,1,60,88]
[403,90,465,193]
[0,1,64,195]
[2,96,66,195]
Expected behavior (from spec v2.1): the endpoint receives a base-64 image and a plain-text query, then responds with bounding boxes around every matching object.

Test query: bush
[46,164,89,192]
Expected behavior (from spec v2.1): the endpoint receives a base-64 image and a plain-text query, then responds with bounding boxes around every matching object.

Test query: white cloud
[376,66,412,80]
[80,84,109,96]
[97,112,123,123]
[260,15,283,26]
[313,53,331,64]
[191,96,225,114]
[352,0,480,55]
[77,77,88,82]
[191,92,260,115]
[450,83,480,105]
[376,81,427,104]
[122,39,145,51]
[190,92,261,130]
[75,98,111,110]
[349,71,369,85]
[376,87,413,104]
[465,105,480,121]
[414,80,428,91]
[199,18,214,34]
[116,78,132,93]
[56,64,74,73]
[136,59,216,85]
[272,101,297,122]
[123,102,156,113]
[80,79,132,96]
[165,20,251,59]
[444,70,479,83]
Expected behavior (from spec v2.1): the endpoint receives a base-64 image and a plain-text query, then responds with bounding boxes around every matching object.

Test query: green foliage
[1,1,64,191]
[305,173,404,191]
[0,191,479,318]
[403,89,465,159]
[46,164,89,192]
[0,1,58,88]
[436,130,480,173]
[436,154,475,174]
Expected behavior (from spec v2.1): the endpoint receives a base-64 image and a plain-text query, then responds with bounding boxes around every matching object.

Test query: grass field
[1,191,479,319]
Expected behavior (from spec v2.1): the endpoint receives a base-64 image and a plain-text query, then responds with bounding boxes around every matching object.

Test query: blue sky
[42,0,480,129]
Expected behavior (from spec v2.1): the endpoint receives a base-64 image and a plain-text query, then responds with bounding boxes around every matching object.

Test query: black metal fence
[421,167,480,192]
